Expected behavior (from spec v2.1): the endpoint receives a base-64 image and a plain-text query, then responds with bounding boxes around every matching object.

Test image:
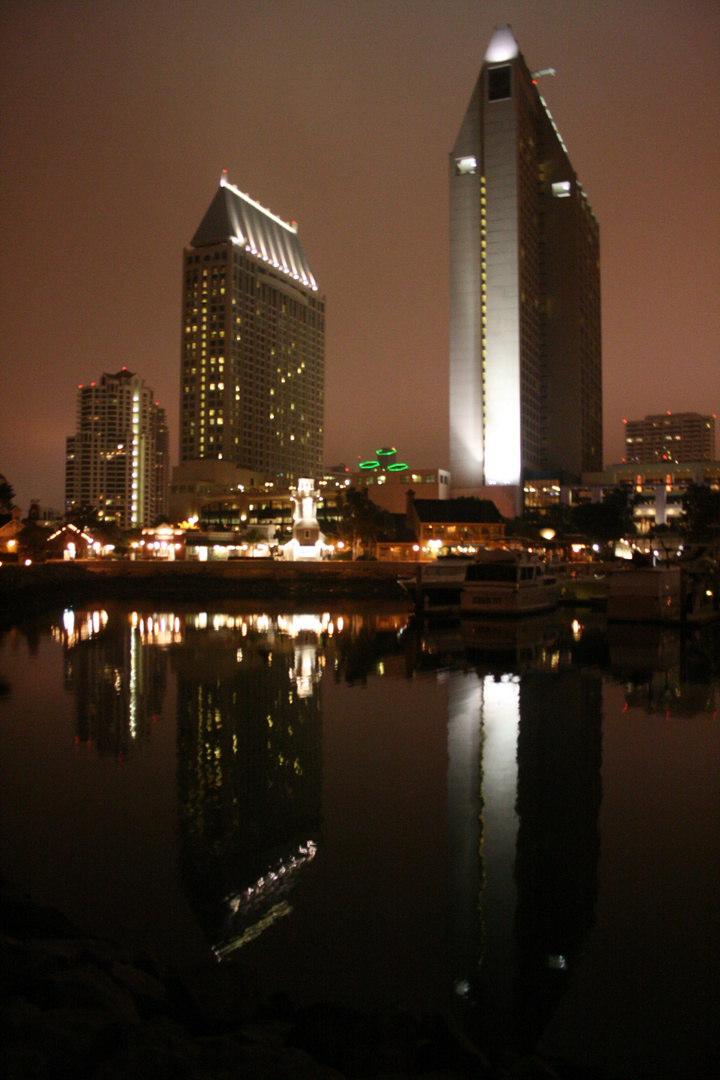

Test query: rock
[90,1015,203,1080]
[46,963,141,1026]
[108,961,168,1017]
[201,1039,347,1080]
[167,961,259,1034]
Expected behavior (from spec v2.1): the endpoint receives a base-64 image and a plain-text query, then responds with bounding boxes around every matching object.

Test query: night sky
[2,0,718,511]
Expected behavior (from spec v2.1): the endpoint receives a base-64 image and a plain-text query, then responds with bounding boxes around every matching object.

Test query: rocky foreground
[0,878,617,1080]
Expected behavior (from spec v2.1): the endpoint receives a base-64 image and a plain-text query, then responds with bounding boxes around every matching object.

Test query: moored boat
[401,556,475,613]
[606,560,717,623]
[460,550,559,616]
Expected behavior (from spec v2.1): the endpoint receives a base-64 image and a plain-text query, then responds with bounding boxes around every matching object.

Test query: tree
[66,504,101,530]
[681,484,720,540]
[570,487,634,550]
[336,488,392,559]
[0,477,15,514]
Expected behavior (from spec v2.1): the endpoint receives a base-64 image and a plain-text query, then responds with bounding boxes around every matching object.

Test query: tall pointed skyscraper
[449,27,601,506]
[179,174,325,483]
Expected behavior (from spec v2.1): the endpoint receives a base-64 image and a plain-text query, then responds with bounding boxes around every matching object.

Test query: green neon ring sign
[387,462,408,471]
[359,460,380,470]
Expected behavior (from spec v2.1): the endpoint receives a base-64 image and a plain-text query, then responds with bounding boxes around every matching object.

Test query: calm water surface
[1,601,718,1079]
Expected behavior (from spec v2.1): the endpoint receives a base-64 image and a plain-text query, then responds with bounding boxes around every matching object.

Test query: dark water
[1,601,718,1079]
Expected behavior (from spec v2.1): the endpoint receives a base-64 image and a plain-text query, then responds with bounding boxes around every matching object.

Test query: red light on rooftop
[667,410,671,415]
[623,418,627,424]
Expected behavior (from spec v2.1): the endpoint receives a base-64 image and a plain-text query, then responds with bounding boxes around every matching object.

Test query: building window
[488,65,511,100]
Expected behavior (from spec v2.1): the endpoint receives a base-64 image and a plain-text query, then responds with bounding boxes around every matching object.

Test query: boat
[460,550,559,616]
[556,562,613,606]
[606,559,718,624]
[401,555,475,613]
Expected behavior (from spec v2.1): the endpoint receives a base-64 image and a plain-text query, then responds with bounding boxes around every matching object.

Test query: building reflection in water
[174,611,333,957]
[435,614,602,1056]
[54,606,170,758]
[50,600,604,1045]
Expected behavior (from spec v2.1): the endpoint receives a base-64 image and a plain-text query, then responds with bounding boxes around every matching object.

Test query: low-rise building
[405,491,505,554]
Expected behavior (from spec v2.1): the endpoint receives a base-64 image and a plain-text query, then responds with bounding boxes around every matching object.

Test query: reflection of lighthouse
[284,477,325,560]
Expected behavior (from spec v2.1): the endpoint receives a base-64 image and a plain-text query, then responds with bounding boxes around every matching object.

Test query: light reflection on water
[1,603,718,1079]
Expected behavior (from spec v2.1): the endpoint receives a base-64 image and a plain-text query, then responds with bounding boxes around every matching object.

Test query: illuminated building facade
[450,26,602,504]
[180,174,325,484]
[624,412,716,464]
[65,368,169,527]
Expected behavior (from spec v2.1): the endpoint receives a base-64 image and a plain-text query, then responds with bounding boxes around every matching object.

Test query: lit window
[552,181,571,198]
[455,156,478,175]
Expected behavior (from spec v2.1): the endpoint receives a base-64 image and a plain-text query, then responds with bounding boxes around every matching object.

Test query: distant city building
[344,446,451,514]
[65,368,169,527]
[178,173,325,494]
[623,412,716,464]
[449,26,601,506]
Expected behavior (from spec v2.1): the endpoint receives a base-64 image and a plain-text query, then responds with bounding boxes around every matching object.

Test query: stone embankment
[0,560,417,627]
[0,878,612,1080]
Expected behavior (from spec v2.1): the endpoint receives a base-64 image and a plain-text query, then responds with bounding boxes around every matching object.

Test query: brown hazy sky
[1,0,718,510]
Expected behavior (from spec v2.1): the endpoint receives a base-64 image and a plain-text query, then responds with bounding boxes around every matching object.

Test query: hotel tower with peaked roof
[179,173,325,484]
[450,26,601,509]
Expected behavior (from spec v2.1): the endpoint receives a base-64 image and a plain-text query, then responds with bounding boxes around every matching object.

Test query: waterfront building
[178,173,325,493]
[65,368,169,527]
[449,26,601,508]
[405,491,505,553]
[623,412,716,464]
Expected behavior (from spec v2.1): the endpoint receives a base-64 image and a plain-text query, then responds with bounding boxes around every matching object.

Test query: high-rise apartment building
[450,26,602,501]
[624,412,716,464]
[65,369,169,527]
[180,174,325,483]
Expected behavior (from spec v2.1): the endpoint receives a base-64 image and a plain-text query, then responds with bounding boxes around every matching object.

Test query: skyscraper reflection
[58,606,168,758]
[441,618,602,1055]
[173,612,324,955]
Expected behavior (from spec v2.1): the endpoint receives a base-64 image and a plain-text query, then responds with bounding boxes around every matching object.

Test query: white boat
[460,550,559,616]
[606,561,717,623]
[607,565,682,622]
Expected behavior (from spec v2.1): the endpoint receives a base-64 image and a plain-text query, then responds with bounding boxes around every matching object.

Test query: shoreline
[0,559,417,626]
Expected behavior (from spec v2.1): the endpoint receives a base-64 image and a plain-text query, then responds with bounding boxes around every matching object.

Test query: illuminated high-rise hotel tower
[180,174,325,482]
[449,27,601,505]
